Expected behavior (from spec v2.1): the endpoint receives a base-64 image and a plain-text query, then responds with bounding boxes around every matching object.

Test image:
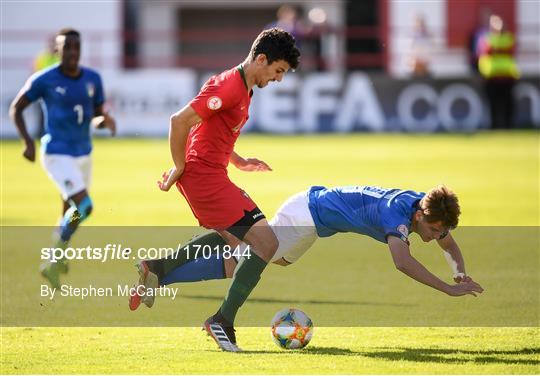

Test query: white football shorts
[268,189,318,264]
[41,154,92,200]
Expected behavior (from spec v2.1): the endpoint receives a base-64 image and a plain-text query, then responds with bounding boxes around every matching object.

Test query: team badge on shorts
[397,224,409,238]
[207,96,222,110]
[64,179,73,190]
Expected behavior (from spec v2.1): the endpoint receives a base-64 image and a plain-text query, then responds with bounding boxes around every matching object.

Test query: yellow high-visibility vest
[479,32,520,79]
[34,52,59,72]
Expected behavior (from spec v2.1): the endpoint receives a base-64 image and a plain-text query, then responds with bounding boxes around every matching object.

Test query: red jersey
[177,66,259,230]
[187,66,251,170]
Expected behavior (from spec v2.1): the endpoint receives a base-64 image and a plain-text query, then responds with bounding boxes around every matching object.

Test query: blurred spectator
[468,8,491,74]
[306,7,330,71]
[478,14,520,129]
[266,4,330,71]
[34,36,59,72]
[407,14,432,77]
[267,4,305,47]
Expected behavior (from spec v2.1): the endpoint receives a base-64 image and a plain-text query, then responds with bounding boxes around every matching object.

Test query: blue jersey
[23,65,105,156]
[307,186,425,244]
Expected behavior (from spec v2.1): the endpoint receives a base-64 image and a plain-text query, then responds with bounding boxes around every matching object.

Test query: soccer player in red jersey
[152,28,300,352]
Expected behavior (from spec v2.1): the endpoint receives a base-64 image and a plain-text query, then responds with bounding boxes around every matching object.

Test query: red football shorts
[176,162,259,230]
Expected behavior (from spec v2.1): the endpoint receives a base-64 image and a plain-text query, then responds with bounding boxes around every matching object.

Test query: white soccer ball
[270,308,313,349]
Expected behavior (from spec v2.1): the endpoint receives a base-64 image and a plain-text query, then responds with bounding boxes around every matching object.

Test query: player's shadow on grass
[303,346,359,355]
[358,347,540,365]
[241,346,539,364]
[182,294,414,307]
[239,346,357,355]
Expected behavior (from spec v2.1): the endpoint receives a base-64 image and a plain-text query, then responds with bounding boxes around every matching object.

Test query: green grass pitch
[1,132,539,374]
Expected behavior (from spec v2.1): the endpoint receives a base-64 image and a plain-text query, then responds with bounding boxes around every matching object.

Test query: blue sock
[161,257,225,285]
[59,206,78,242]
[59,196,93,242]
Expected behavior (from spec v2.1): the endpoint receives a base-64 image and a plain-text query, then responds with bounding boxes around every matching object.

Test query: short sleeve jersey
[23,64,105,157]
[307,185,425,244]
[187,66,251,169]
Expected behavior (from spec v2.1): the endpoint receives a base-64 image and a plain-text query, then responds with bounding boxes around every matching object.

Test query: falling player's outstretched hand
[157,166,183,191]
[454,274,473,283]
[235,158,273,172]
[446,279,484,297]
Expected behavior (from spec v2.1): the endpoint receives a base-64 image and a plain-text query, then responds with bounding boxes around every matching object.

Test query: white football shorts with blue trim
[268,190,318,264]
[41,154,92,200]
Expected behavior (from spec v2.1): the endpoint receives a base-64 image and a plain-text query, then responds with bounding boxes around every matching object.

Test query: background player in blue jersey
[131,184,483,313]
[9,28,116,288]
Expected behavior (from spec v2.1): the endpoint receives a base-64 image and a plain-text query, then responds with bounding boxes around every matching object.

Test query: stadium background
[1,0,539,136]
[1,0,539,374]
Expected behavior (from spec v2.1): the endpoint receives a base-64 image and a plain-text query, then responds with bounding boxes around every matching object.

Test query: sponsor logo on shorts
[253,212,264,220]
[397,224,409,238]
[207,96,222,110]
[64,179,73,189]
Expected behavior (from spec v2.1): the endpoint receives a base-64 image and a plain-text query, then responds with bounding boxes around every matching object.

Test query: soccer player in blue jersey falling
[131,184,483,318]
[10,28,116,288]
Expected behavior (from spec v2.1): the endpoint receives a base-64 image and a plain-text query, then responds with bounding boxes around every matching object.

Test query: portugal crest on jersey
[207,96,222,110]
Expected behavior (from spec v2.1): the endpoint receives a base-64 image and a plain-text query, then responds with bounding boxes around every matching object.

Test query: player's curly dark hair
[57,28,80,38]
[421,185,461,228]
[249,28,300,70]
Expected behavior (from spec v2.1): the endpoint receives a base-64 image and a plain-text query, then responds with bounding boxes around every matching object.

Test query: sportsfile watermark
[1,226,538,327]
[40,243,251,263]
[40,284,179,301]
